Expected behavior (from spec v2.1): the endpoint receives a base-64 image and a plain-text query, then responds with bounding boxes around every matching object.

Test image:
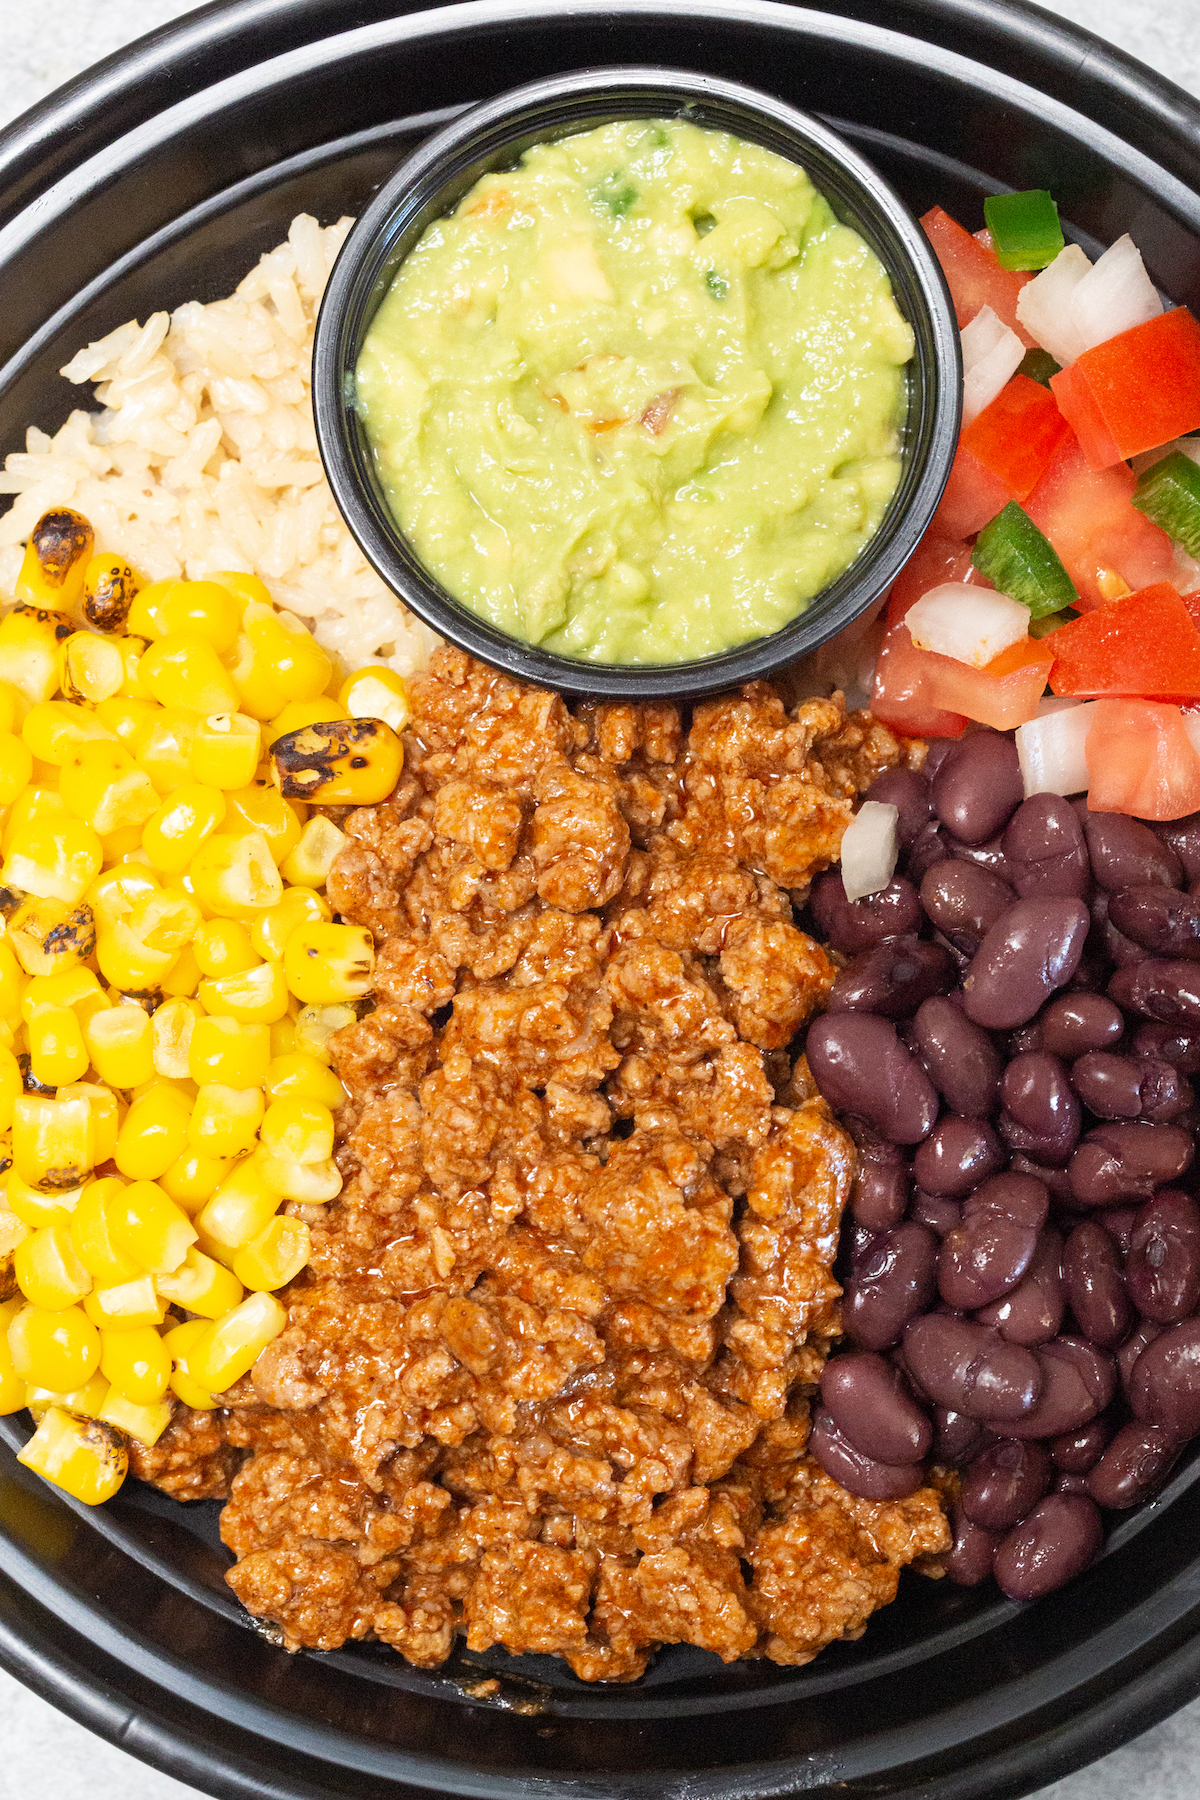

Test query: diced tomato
[920,206,1036,345]
[1084,698,1200,820]
[1184,590,1200,633]
[932,376,1072,537]
[1024,433,1175,610]
[922,633,1054,729]
[885,534,975,626]
[1048,582,1200,699]
[932,447,1013,540]
[871,621,969,737]
[1050,308,1200,469]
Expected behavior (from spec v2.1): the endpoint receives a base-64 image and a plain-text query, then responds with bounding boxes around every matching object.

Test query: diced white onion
[1183,711,1200,762]
[960,305,1025,425]
[1015,244,1092,366]
[841,801,900,902]
[1069,233,1162,352]
[1016,701,1097,796]
[905,583,1030,668]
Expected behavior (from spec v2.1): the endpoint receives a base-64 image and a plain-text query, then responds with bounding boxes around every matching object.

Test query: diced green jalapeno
[983,190,1065,271]
[1029,607,1079,639]
[593,173,637,216]
[705,270,728,301]
[972,502,1078,617]
[1132,450,1200,558]
[1017,347,1061,388]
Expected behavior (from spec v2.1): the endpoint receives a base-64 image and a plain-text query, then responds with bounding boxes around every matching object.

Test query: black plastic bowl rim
[312,63,962,699]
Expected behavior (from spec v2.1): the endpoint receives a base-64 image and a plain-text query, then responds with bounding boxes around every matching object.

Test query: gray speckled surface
[2,2,1200,1796]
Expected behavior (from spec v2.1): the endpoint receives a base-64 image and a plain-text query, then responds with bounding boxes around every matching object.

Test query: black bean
[1039,993,1125,1058]
[1154,813,1200,883]
[943,1500,1000,1586]
[863,767,932,846]
[828,937,955,1020]
[948,833,1015,883]
[933,1406,988,1467]
[1008,1156,1076,1202]
[1049,1417,1112,1474]
[1125,1188,1200,1324]
[903,1315,1043,1420]
[1117,1320,1164,1398]
[810,873,924,955]
[1090,890,1152,968]
[1067,1122,1195,1206]
[843,1222,940,1350]
[963,898,1090,1029]
[1086,1421,1182,1509]
[808,1407,924,1500]
[806,1014,939,1144]
[911,1191,963,1237]
[977,1227,1065,1345]
[913,1116,1004,1197]
[819,1352,932,1465]
[933,735,1023,846]
[850,1139,910,1232]
[912,997,1002,1118]
[1007,1336,1115,1438]
[1109,959,1200,1026]
[1062,1221,1132,1349]
[1109,886,1200,960]
[1000,1053,1081,1162]
[938,1174,1047,1311]
[846,1221,879,1265]
[1082,812,1182,891]
[1070,1051,1191,1123]
[1131,1021,1200,1074]
[905,825,951,884]
[962,1438,1052,1531]
[1003,795,1090,901]
[920,862,1015,954]
[1097,1204,1140,1255]
[994,1493,1103,1599]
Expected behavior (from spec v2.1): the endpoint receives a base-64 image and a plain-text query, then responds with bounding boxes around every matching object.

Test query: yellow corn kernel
[149,997,201,1081]
[21,966,104,1021]
[196,1154,282,1250]
[82,552,141,634]
[99,824,147,865]
[132,707,196,795]
[22,700,114,765]
[123,579,178,640]
[95,695,155,747]
[270,1016,297,1057]
[0,1318,24,1414]
[265,696,345,746]
[155,1245,243,1318]
[2,786,64,857]
[259,1096,334,1165]
[84,1275,165,1331]
[13,1091,95,1191]
[70,1179,140,1286]
[284,922,374,1006]
[8,1302,101,1391]
[255,1152,341,1203]
[188,1084,264,1159]
[97,888,202,993]
[189,830,282,917]
[24,1371,110,1423]
[99,1390,172,1446]
[115,633,151,700]
[0,681,24,736]
[18,510,94,607]
[131,579,241,653]
[163,1316,217,1410]
[110,1177,196,1275]
[223,781,302,865]
[28,1005,89,1088]
[140,633,240,716]
[160,1152,229,1216]
[198,961,288,1025]
[210,570,274,609]
[95,928,169,994]
[58,1085,119,1165]
[114,1085,192,1182]
[233,1214,310,1292]
[0,1044,22,1134]
[279,816,346,889]
[189,712,261,791]
[0,941,26,1022]
[272,717,403,805]
[225,632,287,723]
[87,861,156,931]
[243,603,332,703]
[250,889,331,962]
[160,945,202,997]
[0,731,32,805]
[130,887,204,962]
[82,1005,155,1089]
[187,1014,270,1090]
[142,783,226,876]
[60,739,159,836]
[7,897,97,979]
[293,1003,356,1064]
[187,1289,286,1393]
[6,1171,79,1230]
[14,1221,92,1309]
[18,1405,127,1502]
[194,919,258,979]
[0,605,73,704]
[100,1323,170,1404]
[4,814,103,904]
[59,632,124,704]
[265,1052,345,1109]
[338,665,411,733]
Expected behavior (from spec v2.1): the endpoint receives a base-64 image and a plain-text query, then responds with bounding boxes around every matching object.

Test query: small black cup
[313,65,961,698]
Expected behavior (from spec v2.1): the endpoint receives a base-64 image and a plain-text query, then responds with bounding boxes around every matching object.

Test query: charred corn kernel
[82,1005,155,1088]
[279,816,346,889]
[194,919,257,979]
[7,897,97,978]
[25,1371,110,1422]
[132,707,196,795]
[255,1152,341,1203]
[114,1085,192,1183]
[59,632,124,704]
[87,861,157,931]
[82,552,140,633]
[160,945,202,997]
[18,510,94,606]
[0,942,25,1023]
[139,633,239,716]
[265,1052,345,1109]
[272,716,403,805]
[163,1316,217,1409]
[2,785,65,857]
[21,967,104,1020]
[0,1045,21,1134]
[284,923,374,1006]
[19,1405,127,1502]
[70,1180,140,1286]
[188,1015,270,1089]
[243,603,332,702]
[266,696,345,746]
[226,632,287,722]
[96,695,155,746]
[188,1289,285,1393]
[84,1275,165,1331]
[115,634,151,700]
[0,732,32,804]
[159,1149,230,1214]
[58,1085,119,1165]
[13,1092,95,1191]
[198,961,288,1025]
[155,1245,243,1317]
[189,830,282,917]
[0,605,74,704]
[196,1155,281,1250]
[8,1302,101,1390]
[150,998,201,1080]
[110,1177,196,1275]
[188,1084,263,1159]
[233,1214,310,1292]
[223,782,302,865]
[28,1006,89,1088]
[131,579,242,653]
[251,889,331,962]
[293,1003,355,1064]
[60,739,158,836]
[4,814,102,904]
[189,712,261,790]
[142,784,226,876]
[338,665,411,733]
[6,1172,78,1229]
[14,1222,92,1309]
[99,1390,171,1446]
[260,1097,333,1165]
[100,1323,170,1404]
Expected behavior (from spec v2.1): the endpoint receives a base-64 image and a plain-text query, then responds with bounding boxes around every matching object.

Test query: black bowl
[4,4,1200,1799]
[313,63,961,698]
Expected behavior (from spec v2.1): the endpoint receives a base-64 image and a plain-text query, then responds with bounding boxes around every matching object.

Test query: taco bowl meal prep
[10,49,1200,1721]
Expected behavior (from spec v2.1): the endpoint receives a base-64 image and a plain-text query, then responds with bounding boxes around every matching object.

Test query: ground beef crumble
[132,649,947,1679]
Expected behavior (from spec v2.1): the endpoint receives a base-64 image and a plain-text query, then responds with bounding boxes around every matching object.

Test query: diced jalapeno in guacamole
[356,119,914,664]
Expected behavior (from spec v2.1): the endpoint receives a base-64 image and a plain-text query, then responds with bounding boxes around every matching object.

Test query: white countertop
[2,3,1200,1797]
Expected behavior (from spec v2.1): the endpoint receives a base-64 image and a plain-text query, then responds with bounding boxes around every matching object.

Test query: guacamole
[356,119,914,664]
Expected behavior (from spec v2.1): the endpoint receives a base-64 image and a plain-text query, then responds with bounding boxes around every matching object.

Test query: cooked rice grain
[0,214,439,678]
